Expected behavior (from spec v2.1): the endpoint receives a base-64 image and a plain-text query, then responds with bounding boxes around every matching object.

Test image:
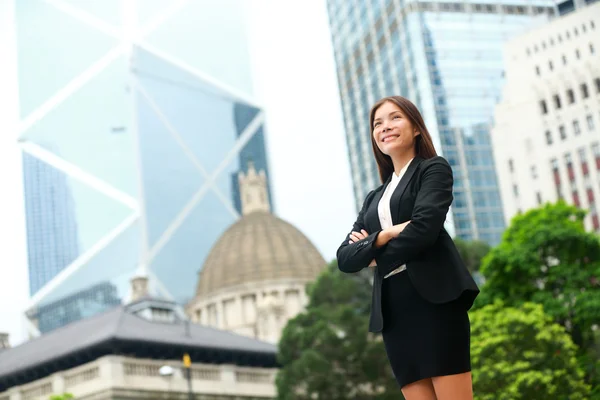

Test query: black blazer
[337,156,479,333]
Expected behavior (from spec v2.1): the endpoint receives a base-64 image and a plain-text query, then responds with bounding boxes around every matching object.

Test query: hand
[349,229,369,244]
[375,220,411,248]
[388,220,411,238]
[348,230,377,267]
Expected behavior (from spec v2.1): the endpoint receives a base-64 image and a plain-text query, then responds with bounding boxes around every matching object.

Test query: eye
[374,122,381,127]
[393,115,401,119]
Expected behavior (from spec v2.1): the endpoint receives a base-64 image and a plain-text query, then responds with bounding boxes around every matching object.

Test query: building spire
[130,263,149,302]
[238,161,271,215]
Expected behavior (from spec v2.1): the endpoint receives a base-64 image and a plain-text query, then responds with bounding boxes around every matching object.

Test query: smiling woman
[337,96,479,400]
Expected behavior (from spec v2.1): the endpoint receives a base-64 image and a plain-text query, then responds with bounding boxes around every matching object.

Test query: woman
[337,96,480,400]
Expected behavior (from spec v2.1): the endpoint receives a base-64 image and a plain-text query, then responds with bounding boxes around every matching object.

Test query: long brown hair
[369,96,437,183]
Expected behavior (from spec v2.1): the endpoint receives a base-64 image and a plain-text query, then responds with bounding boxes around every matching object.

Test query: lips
[381,134,399,143]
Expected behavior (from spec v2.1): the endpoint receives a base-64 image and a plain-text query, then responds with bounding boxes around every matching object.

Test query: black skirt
[381,270,471,388]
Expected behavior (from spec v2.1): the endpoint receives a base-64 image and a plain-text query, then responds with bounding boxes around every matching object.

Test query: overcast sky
[0,0,355,346]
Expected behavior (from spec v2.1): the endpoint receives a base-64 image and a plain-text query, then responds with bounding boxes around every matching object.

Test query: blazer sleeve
[336,190,383,273]
[375,157,453,278]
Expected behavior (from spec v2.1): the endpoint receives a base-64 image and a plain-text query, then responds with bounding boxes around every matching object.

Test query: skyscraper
[326,0,555,244]
[13,0,271,334]
[23,151,80,296]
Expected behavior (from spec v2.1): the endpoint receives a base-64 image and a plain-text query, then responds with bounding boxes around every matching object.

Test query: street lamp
[159,365,174,377]
[159,365,174,399]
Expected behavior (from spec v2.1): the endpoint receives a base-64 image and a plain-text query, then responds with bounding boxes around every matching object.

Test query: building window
[592,20,596,29]
[573,189,581,207]
[540,100,548,114]
[595,77,600,94]
[574,27,579,36]
[535,66,540,76]
[565,153,573,166]
[531,165,538,179]
[545,130,553,145]
[562,54,567,65]
[579,147,589,176]
[581,83,589,99]
[587,115,595,131]
[593,143,600,163]
[536,192,543,205]
[508,158,514,173]
[576,49,581,59]
[553,94,561,109]
[573,120,581,135]
[591,43,596,54]
[549,60,554,71]
[559,125,567,140]
[513,184,519,197]
[567,89,575,104]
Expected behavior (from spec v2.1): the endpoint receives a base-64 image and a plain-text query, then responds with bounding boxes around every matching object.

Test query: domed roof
[195,211,327,297]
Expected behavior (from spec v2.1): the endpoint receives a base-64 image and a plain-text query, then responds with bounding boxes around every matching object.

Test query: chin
[380,142,403,155]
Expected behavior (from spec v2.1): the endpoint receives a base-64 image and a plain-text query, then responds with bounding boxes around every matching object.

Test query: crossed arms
[336,157,453,278]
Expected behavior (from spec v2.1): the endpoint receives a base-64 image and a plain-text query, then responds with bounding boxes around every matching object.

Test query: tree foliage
[477,202,600,390]
[49,394,74,400]
[471,302,590,399]
[276,261,403,400]
[454,237,491,273]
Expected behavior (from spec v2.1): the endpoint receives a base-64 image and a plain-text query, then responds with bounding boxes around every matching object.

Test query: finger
[349,233,360,242]
[361,229,369,236]
[351,231,364,241]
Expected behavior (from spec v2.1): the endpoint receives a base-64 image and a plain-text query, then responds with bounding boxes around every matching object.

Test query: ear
[413,130,421,138]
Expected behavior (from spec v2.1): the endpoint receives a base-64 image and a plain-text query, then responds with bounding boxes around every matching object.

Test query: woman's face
[372,101,419,157]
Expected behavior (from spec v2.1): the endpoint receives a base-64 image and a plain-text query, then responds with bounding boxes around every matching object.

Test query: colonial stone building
[0,275,278,400]
[187,163,327,344]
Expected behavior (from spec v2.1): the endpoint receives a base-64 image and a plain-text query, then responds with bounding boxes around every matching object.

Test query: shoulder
[419,156,452,173]
[417,156,453,180]
[420,156,451,169]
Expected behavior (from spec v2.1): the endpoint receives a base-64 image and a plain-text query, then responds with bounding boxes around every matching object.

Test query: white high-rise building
[492,2,600,231]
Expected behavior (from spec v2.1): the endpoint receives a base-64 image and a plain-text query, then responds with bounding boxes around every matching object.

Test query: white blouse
[377,158,413,279]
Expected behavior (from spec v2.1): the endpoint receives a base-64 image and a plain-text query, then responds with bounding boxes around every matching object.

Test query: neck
[391,151,416,176]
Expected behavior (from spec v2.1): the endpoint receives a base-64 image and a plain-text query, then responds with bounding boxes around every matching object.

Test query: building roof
[195,211,327,297]
[0,305,277,391]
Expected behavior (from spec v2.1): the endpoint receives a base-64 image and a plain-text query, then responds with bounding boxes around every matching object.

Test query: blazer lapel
[365,177,389,233]
[389,157,423,223]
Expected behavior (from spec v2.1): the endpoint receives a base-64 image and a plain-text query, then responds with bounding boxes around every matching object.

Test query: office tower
[23,151,80,296]
[492,3,600,230]
[13,0,271,334]
[326,0,555,244]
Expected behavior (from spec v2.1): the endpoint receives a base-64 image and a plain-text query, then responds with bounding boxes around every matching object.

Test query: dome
[195,211,327,297]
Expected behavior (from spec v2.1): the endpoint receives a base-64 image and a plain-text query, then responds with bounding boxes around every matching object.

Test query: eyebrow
[373,111,402,122]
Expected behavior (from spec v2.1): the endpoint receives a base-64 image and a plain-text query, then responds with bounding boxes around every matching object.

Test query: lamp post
[159,365,174,399]
[183,353,193,400]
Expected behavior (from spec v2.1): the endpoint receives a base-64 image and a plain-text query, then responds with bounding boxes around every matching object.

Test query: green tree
[471,302,590,399]
[49,394,74,400]
[276,261,403,400]
[477,202,600,390]
[454,237,491,273]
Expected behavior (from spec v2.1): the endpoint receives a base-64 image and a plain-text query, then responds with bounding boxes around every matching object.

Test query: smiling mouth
[382,135,399,143]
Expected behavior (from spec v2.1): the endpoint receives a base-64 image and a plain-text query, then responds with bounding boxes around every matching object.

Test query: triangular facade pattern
[17,0,271,335]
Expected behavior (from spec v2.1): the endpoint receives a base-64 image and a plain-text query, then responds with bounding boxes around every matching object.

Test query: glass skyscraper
[23,151,80,296]
[14,0,271,334]
[326,0,554,244]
